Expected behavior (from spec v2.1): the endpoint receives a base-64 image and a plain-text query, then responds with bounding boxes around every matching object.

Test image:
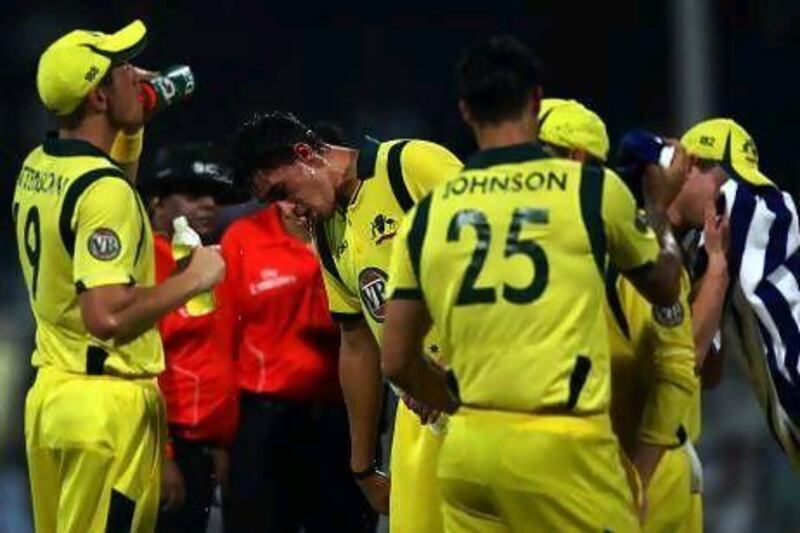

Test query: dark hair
[313,121,351,147]
[228,111,325,188]
[457,35,541,125]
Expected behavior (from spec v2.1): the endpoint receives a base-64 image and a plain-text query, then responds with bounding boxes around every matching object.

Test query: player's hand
[184,246,226,293]
[642,141,688,212]
[355,469,391,515]
[401,392,442,426]
[161,458,186,512]
[704,200,730,270]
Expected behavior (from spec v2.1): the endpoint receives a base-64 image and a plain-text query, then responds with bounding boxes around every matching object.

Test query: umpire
[140,143,246,532]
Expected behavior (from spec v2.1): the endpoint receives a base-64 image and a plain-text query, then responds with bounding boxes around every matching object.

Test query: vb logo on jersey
[653,302,685,328]
[370,214,398,245]
[88,228,121,261]
[359,267,388,322]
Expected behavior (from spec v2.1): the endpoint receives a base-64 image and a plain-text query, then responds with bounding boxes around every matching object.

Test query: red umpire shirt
[154,234,239,445]
[219,205,341,400]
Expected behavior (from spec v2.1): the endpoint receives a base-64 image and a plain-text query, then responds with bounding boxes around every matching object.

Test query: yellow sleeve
[636,270,699,446]
[402,140,462,202]
[386,205,420,299]
[602,169,661,272]
[320,265,363,320]
[73,177,144,290]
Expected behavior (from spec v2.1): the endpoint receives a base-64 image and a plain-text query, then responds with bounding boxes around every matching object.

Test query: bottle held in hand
[140,65,196,113]
[172,216,215,316]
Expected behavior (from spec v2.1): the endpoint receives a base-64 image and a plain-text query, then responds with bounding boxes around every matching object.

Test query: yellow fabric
[26,367,165,533]
[643,446,695,533]
[388,145,660,415]
[680,117,772,187]
[389,401,445,533]
[608,269,698,450]
[110,128,144,164]
[13,137,163,377]
[538,98,610,161]
[438,408,639,533]
[37,20,147,115]
[318,137,462,336]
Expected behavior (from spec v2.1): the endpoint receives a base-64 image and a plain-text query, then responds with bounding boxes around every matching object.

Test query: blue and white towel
[716,177,800,469]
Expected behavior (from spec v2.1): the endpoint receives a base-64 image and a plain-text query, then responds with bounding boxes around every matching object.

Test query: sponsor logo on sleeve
[358,267,389,322]
[652,302,685,327]
[88,228,121,261]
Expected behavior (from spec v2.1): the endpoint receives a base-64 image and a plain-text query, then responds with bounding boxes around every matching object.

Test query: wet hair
[227,111,325,188]
[457,35,541,125]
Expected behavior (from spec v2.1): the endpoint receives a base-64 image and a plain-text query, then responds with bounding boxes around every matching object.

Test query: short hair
[313,121,351,147]
[228,111,325,188]
[457,35,541,125]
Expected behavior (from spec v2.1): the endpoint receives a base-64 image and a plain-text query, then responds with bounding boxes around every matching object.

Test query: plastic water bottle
[140,65,196,113]
[172,216,215,316]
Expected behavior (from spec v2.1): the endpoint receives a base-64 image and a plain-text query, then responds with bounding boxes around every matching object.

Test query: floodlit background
[1,1,799,531]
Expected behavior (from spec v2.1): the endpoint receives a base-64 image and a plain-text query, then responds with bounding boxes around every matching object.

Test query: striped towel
[714,176,800,469]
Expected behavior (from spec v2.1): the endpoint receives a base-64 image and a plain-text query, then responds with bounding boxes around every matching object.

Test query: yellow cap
[538,98,609,162]
[37,20,147,116]
[681,118,772,187]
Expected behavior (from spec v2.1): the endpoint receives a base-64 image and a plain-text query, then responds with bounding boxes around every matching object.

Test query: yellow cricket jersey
[388,144,660,415]
[607,265,700,451]
[315,136,462,347]
[12,136,162,377]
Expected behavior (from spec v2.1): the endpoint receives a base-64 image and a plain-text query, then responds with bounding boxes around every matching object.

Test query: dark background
[1,1,799,531]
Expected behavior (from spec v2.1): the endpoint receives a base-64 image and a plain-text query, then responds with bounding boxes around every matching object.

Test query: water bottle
[172,216,216,316]
[140,65,196,113]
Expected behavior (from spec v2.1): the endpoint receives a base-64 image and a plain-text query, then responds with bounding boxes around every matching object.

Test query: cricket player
[538,99,704,531]
[14,21,224,532]
[381,35,686,532]
[228,111,462,531]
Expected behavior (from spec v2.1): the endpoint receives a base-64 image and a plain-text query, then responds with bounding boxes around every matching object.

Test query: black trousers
[156,436,216,533]
[228,393,377,533]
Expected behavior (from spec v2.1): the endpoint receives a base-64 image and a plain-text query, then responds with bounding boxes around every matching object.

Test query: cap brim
[87,20,147,63]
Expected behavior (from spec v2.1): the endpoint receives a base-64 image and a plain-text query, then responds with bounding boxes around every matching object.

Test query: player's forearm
[339,334,383,472]
[385,355,458,414]
[692,256,729,369]
[639,207,683,306]
[81,272,201,342]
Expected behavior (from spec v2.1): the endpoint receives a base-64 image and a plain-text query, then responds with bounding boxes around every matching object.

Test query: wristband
[110,128,144,164]
[352,462,379,480]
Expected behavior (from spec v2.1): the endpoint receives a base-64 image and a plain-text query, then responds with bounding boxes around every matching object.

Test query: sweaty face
[251,158,337,220]
[101,63,145,130]
[156,192,219,240]
[672,163,725,228]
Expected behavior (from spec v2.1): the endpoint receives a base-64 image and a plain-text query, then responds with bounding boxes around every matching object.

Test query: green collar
[356,135,381,180]
[42,133,120,167]
[463,142,550,170]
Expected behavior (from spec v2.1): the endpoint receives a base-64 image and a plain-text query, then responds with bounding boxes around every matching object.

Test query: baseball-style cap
[537,98,609,162]
[37,20,147,116]
[140,143,249,205]
[681,118,772,187]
